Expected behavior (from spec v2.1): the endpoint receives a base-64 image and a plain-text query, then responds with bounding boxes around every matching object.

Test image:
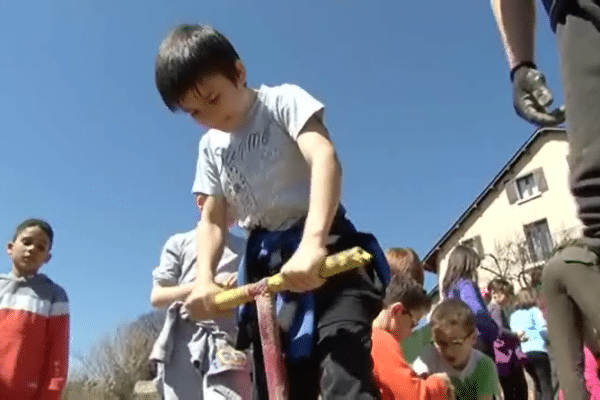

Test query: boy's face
[391,304,427,342]
[7,226,51,277]
[432,325,476,370]
[179,61,251,133]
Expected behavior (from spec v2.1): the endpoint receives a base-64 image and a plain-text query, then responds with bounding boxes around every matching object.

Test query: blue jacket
[237,207,390,362]
[509,307,548,354]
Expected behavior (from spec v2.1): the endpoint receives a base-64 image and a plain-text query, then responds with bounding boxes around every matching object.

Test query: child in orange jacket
[372,273,453,400]
[0,219,69,400]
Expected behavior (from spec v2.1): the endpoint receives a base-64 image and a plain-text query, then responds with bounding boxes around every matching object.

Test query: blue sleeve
[509,312,520,332]
[458,281,499,344]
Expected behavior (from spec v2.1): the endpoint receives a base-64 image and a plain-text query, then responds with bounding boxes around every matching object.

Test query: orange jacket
[372,328,449,400]
[0,273,69,400]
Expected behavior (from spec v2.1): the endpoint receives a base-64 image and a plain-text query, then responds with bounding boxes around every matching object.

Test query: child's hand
[431,373,455,399]
[183,281,223,320]
[517,330,529,342]
[279,242,327,293]
[214,272,237,289]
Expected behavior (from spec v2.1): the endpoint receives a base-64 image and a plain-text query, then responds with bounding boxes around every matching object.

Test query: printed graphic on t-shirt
[194,84,323,230]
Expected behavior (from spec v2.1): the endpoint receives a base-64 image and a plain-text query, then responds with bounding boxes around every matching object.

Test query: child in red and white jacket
[0,219,69,400]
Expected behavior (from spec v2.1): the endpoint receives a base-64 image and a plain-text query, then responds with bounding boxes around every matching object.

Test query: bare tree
[74,311,165,400]
[479,234,530,284]
[480,228,576,289]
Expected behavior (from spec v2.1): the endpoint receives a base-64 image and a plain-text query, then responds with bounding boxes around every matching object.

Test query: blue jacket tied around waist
[236,207,390,363]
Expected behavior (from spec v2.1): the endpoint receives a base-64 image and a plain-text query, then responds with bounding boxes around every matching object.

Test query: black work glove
[512,64,566,127]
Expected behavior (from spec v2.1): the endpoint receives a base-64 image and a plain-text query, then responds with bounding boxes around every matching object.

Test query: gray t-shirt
[152,229,244,287]
[151,230,250,400]
[192,84,325,231]
[152,229,246,335]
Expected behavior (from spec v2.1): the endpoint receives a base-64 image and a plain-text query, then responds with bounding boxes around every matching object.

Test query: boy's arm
[280,115,341,292]
[184,195,229,319]
[151,283,196,308]
[373,331,452,399]
[38,295,69,400]
[151,234,190,308]
[150,273,237,307]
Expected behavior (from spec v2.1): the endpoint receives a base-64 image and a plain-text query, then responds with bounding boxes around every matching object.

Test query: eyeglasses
[431,332,473,350]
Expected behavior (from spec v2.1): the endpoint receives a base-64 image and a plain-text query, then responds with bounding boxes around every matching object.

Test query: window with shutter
[507,168,548,204]
[524,219,553,262]
[532,167,548,193]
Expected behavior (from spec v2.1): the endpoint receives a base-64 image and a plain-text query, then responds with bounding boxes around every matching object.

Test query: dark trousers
[250,270,382,400]
[524,352,554,400]
[542,245,600,400]
[251,321,378,400]
[499,364,529,400]
[542,1,600,399]
[546,345,561,400]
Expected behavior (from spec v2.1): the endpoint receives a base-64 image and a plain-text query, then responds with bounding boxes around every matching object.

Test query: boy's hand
[279,242,327,293]
[183,281,223,320]
[214,272,237,289]
[431,373,455,400]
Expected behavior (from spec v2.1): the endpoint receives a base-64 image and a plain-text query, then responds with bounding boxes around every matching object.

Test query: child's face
[432,325,476,370]
[179,61,251,133]
[7,226,51,277]
[491,290,509,306]
[392,304,427,342]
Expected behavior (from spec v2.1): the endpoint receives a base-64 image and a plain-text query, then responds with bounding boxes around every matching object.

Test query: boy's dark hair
[384,273,431,311]
[385,247,425,286]
[513,288,538,310]
[155,24,241,111]
[487,278,514,296]
[13,219,54,249]
[431,299,476,336]
[441,245,481,294]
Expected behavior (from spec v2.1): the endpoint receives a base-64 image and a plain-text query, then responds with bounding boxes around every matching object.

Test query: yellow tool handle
[214,246,372,310]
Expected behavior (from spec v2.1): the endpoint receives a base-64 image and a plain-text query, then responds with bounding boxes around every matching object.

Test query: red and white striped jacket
[0,272,69,400]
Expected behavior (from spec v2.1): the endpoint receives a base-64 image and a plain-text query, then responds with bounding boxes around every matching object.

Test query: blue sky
[1,1,562,359]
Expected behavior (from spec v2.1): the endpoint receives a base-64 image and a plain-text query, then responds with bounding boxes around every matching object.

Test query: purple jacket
[488,302,526,376]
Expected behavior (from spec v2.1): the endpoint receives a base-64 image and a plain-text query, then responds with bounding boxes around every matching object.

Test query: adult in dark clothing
[491,0,600,398]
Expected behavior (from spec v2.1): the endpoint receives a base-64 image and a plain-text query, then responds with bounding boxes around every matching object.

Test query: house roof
[422,127,567,272]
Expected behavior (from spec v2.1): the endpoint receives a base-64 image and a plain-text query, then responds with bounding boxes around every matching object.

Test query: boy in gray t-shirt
[150,227,250,400]
[155,24,389,400]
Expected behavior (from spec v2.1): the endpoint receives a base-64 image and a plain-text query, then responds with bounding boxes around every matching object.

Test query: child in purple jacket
[487,278,528,400]
[441,245,500,360]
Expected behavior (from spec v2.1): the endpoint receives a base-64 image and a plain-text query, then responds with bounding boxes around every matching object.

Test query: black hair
[155,24,241,111]
[487,277,514,296]
[441,245,481,294]
[12,218,54,249]
[431,298,476,336]
[384,273,431,311]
